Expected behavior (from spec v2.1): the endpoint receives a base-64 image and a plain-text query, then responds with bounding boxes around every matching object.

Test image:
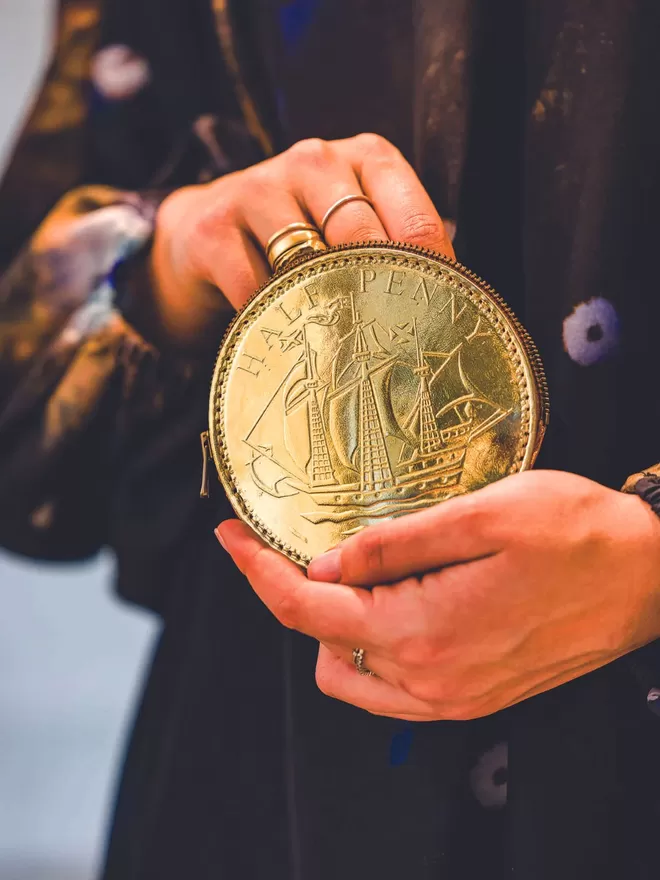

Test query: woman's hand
[216,470,660,720]
[149,134,454,347]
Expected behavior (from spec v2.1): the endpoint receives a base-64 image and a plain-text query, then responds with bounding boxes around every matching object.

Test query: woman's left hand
[216,470,660,720]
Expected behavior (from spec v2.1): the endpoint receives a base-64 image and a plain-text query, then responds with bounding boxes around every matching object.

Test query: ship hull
[296,446,467,524]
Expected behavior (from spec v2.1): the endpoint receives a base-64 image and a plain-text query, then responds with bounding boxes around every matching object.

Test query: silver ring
[321,194,375,237]
[352,647,375,677]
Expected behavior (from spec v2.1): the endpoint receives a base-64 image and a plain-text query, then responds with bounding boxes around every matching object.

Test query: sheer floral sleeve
[0,0,243,568]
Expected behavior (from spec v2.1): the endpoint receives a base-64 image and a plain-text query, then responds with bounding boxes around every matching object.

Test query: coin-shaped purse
[203,243,548,565]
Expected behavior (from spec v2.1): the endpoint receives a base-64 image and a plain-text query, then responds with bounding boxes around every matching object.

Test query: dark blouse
[2,1,660,877]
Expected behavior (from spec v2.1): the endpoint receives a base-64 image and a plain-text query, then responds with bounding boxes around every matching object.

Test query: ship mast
[302,323,336,487]
[350,294,394,492]
[412,320,443,456]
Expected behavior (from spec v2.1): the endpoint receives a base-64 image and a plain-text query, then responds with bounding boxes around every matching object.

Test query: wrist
[622,466,660,515]
[620,487,660,645]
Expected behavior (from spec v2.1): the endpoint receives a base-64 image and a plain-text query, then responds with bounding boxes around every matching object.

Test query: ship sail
[327,382,359,471]
[427,345,475,420]
[326,354,406,471]
[428,345,510,434]
[244,355,310,480]
[378,365,412,449]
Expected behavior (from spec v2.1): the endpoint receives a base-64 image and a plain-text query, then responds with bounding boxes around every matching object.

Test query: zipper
[200,431,212,498]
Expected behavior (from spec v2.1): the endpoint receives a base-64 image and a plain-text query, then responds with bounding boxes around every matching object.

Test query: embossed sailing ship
[244,294,511,524]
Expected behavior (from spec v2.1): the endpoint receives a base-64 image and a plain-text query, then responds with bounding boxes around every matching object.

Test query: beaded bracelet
[622,464,660,517]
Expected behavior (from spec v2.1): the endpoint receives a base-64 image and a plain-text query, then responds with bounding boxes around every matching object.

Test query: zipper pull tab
[200,431,211,498]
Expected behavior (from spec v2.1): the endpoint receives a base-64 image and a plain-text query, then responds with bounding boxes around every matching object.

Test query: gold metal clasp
[200,431,211,498]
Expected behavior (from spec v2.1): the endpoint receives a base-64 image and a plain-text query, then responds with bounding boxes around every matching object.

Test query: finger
[216,519,373,646]
[315,644,432,718]
[190,167,314,309]
[171,182,272,310]
[201,228,271,310]
[336,133,455,258]
[283,139,387,244]
[235,164,316,253]
[307,490,502,586]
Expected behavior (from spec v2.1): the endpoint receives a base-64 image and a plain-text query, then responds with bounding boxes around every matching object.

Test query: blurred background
[0,5,159,879]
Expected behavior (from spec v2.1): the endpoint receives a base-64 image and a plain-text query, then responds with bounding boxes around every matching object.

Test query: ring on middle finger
[320,194,375,238]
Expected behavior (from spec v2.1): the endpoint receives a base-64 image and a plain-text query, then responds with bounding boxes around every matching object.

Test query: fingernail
[214,526,227,552]
[308,548,342,582]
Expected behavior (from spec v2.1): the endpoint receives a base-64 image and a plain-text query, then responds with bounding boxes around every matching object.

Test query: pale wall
[0,5,157,877]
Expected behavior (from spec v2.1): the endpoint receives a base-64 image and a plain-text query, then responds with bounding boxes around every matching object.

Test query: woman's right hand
[150,133,455,349]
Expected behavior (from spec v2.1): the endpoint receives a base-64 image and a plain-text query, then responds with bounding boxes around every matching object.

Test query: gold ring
[272,238,326,273]
[321,194,375,237]
[266,223,326,272]
[265,221,318,254]
[352,647,375,677]
[268,228,321,268]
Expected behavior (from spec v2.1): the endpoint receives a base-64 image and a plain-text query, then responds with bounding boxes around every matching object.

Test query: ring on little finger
[352,647,375,677]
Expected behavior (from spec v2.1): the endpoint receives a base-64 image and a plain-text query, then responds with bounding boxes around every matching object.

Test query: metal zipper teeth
[208,241,550,464]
